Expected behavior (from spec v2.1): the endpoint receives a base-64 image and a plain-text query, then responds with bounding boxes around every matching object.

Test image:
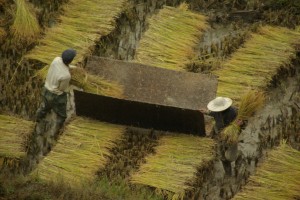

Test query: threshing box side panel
[74,90,205,136]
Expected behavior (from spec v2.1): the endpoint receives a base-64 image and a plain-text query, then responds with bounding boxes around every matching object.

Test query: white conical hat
[207,97,233,112]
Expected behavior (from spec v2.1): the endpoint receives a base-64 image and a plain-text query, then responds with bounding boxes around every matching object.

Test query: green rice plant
[32,117,125,186]
[0,114,34,158]
[214,26,300,102]
[221,90,265,144]
[234,142,300,200]
[130,134,216,196]
[10,0,40,44]
[135,3,208,71]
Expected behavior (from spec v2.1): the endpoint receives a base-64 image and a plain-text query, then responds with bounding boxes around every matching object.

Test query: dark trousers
[36,87,67,127]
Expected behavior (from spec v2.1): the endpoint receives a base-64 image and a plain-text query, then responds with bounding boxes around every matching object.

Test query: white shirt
[45,57,71,95]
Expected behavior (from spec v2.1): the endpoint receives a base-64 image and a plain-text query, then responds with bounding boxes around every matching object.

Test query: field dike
[0,1,300,200]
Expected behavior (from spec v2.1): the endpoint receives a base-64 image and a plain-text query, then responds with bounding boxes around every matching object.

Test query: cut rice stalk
[32,117,125,186]
[234,142,300,200]
[220,90,265,144]
[130,134,216,195]
[214,26,300,102]
[10,0,40,44]
[0,114,34,158]
[135,3,208,71]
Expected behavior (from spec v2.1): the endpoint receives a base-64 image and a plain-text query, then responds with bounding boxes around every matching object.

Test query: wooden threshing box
[74,56,218,136]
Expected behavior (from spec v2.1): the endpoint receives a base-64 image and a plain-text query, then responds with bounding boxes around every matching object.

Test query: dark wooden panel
[74,90,206,136]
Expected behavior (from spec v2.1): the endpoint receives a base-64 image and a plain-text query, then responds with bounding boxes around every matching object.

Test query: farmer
[201,97,238,135]
[36,49,76,129]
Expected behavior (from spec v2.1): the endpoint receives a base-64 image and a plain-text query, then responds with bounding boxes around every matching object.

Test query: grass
[213,25,300,102]
[31,117,125,186]
[135,3,208,71]
[10,0,40,44]
[24,0,127,97]
[0,171,163,200]
[130,134,216,197]
[0,114,34,158]
[234,142,300,200]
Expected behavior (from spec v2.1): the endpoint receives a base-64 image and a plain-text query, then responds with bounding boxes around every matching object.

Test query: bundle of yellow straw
[10,0,40,44]
[214,26,300,102]
[0,114,34,158]
[135,3,208,71]
[234,142,300,200]
[36,66,123,98]
[130,134,216,196]
[33,117,125,185]
[221,90,265,144]
[25,0,126,65]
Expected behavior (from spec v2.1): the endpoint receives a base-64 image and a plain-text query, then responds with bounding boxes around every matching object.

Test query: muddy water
[197,23,248,57]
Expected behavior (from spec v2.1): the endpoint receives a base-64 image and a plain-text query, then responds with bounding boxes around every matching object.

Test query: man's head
[62,49,77,65]
[207,97,232,112]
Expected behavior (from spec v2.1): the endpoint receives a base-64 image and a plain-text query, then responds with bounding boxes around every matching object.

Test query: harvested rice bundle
[214,26,300,102]
[221,90,265,144]
[130,134,216,196]
[74,70,123,98]
[135,3,208,71]
[0,114,34,158]
[33,117,125,185]
[25,0,126,65]
[36,66,123,98]
[234,143,300,200]
[10,0,40,44]
[236,90,265,120]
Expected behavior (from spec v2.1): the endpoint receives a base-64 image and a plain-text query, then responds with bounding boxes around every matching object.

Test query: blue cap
[62,49,76,65]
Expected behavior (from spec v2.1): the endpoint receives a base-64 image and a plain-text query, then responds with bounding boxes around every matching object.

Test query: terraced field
[0,1,300,200]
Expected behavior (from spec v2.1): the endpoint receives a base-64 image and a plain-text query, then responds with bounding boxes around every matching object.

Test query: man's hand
[199,108,209,114]
[236,119,244,127]
[69,64,77,69]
